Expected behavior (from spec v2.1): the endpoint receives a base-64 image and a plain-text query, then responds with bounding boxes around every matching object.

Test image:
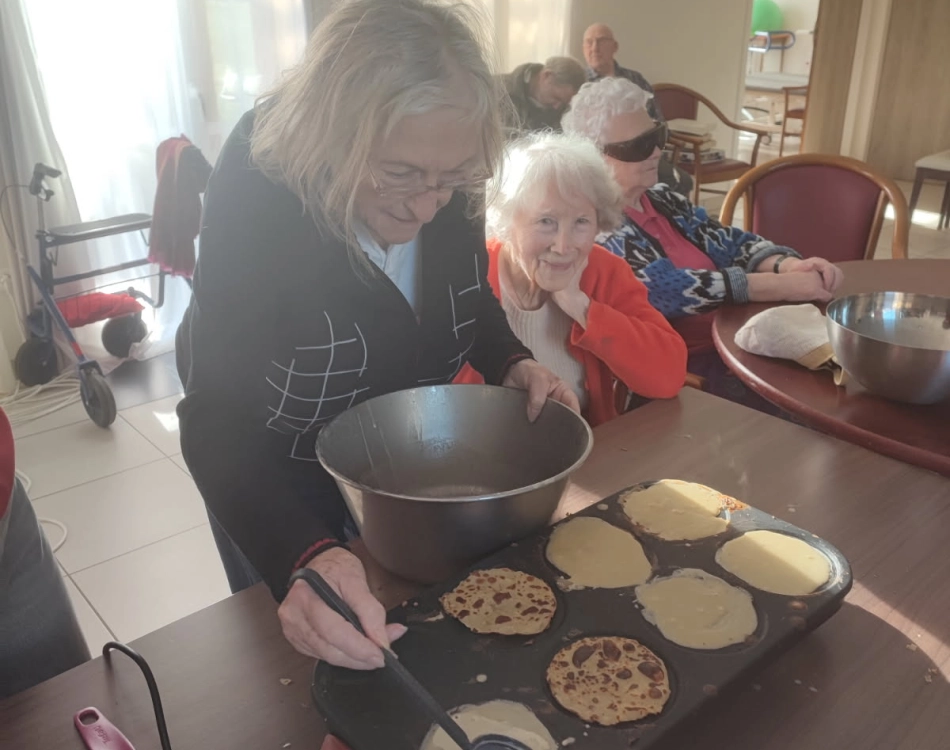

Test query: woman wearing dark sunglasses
[562,77,843,404]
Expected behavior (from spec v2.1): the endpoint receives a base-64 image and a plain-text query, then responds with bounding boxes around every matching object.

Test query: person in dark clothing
[0,408,89,698]
[176,0,578,673]
[500,56,587,135]
[582,23,694,197]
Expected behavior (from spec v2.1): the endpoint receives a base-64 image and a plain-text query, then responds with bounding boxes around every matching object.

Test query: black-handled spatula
[291,568,532,750]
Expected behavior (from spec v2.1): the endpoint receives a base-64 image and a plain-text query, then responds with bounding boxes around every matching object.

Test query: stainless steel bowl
[826,292,950,404]
[316,385,594,583]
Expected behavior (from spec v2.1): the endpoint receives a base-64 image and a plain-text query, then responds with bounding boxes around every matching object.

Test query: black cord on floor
[102,641,173,750]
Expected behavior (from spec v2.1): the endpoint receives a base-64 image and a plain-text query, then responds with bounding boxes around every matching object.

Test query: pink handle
[74,708,136,750]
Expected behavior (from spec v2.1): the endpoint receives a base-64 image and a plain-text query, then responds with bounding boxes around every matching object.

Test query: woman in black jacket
[176,0,576,672]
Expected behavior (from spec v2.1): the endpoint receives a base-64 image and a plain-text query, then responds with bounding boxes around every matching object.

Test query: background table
[2,388,948,749]
[713,259,950,476]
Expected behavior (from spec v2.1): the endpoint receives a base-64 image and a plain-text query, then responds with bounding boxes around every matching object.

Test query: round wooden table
[713,259,950,477]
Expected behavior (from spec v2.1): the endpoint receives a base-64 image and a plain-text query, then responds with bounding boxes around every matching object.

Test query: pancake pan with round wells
[312,480,852,750]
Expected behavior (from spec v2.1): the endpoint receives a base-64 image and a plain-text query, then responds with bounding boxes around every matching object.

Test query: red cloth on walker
[56,292,143,327]
[149,135,212,277]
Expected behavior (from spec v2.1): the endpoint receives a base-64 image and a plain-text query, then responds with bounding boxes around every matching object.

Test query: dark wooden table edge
[711,322,950,478]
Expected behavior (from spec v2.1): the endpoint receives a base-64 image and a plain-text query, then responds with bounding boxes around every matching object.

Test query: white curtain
[14,0,307,367]
[0,0,84,389]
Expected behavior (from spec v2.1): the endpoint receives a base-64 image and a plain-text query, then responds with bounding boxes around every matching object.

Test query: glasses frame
[366,163,489,199]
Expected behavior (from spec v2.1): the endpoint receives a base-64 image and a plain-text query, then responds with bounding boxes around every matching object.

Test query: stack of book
[665,119,725,164]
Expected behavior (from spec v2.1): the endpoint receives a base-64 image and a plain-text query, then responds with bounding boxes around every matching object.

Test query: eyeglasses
[602,123,668,163]
[366,163,489,199]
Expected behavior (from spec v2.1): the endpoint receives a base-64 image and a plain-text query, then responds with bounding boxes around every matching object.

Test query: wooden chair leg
[941,181,950,229]
[937,179,950,229]
[908,169,925,220]
[692,169,701,205]
[779,115,788,158]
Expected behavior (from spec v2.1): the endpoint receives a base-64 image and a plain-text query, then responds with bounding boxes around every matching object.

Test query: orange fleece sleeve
[570,250,688,399]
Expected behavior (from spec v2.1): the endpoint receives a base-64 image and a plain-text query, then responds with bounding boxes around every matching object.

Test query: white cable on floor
[2,371,81,427]
[15,469,68,553]
[38,517,68,553]
[2,256,75,554]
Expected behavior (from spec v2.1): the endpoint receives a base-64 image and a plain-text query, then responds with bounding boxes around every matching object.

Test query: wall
[570,0,753,157]
[865,0,950,180]
[777,0,821,29]
[757,0,819,76]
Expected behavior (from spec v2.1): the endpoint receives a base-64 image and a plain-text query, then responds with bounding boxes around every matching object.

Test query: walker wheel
[102,313,148,358]
[80,368,116,428]
[14,337,58,386]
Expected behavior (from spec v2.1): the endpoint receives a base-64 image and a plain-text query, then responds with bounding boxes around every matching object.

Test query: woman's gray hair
[486,131,623,242]
[561,77,653,146]
[250,0,504,255]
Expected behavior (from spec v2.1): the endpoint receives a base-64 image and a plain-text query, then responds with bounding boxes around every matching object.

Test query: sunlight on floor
[886,204,942,230]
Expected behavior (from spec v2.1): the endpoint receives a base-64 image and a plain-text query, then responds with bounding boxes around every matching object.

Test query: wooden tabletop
[2,388,948,750]
[713,258,950,477]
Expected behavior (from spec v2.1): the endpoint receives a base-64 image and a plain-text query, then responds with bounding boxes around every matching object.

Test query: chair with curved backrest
[653,83,767,206]
[720,154,910,262]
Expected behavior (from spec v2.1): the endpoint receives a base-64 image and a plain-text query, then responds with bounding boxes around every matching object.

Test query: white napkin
[735,304,847,385]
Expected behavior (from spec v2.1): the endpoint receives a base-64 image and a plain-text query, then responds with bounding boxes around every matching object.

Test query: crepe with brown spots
[439,568,557,636]
[546,637,671,725]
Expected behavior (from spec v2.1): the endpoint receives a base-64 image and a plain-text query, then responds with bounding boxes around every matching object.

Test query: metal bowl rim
[827,292,950,354]
[315,385,595,504]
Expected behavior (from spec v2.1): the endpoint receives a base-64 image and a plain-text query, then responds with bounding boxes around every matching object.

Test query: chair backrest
[653,84,699,121]
[720,154,909,262]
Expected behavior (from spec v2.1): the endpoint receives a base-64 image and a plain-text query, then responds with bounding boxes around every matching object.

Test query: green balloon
[751,0,784,33]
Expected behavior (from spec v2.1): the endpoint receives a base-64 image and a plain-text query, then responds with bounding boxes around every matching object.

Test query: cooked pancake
[420,700,557,750]
[635,568,758,649]
[621,480,730,540]
[546,637,671,726]
[439,568,557,636]
[716,530,832,596]
[545,516,652,590]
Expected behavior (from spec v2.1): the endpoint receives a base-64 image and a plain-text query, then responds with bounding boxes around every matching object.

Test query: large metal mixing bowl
[316,385,593,583]
[826,292,950,405]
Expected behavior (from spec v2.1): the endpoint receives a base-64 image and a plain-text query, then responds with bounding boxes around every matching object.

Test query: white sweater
[501,285,588,411]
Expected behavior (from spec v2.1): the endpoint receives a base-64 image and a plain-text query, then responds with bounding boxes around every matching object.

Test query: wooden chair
[778,85,808,157]
[653,83,769,205]
[720,153,910,262]
[909,150,950,230]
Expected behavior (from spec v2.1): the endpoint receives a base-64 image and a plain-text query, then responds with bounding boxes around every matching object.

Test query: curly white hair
[561,77,653,146]
[486,131,623,242]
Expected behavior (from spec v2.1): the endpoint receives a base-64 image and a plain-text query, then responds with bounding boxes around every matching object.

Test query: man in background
[501,56,587,135]
[582,23,693,196]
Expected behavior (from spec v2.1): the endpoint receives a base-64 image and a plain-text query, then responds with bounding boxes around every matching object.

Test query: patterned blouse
[597,186,800,317]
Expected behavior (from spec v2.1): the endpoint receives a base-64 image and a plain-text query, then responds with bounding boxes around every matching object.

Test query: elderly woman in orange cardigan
[456,131,687,425]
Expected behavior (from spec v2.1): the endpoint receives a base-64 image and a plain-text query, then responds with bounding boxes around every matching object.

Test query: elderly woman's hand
[503,359,581,421]
[778,257,844,294]
[748,269,835,304]
[278,547,407,669]
[551,257,592,327]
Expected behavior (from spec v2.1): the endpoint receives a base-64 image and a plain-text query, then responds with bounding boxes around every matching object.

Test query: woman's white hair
[250,0,504,261]
[561,77,653,146]
[486,131,623,242]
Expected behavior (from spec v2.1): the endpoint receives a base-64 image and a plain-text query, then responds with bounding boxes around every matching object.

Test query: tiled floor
[16,353,231,653]
[13,168,950,658]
